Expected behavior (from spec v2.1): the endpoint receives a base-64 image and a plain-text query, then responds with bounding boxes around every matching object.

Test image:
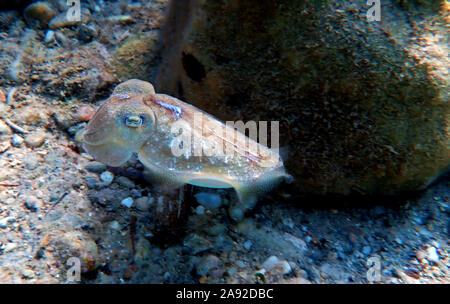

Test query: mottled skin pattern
[83,79,291,221]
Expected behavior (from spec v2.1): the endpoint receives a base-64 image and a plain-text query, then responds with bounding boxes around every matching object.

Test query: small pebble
[104,15,134,23]
[117,176,135,188]
[243,240,252,250]
[395,237,403,245]
[11,134,24,147]
[135,196,150,211]
[416,250,427,261]
[21,268,35,279]
[76,105,96,122]
[24,196,39,212]
[362,246,372,255]
[121,197,134,208]
[44,30,55,43]
[262,256,280,270]
[100,171,114,185]
[24,131,47,148]
[24,153,41,170]
[426,247,439,263]
[49,9,91,29]
[84,176,102,189]
[195,205,205,215]
[3,242,18,253]
[262,256,292,275]
[109,221,121,231]
[53,111,79,130]
[195,192,222,209]
[196,255,220,276]
[85,161,107,173]
[77,24,98,42]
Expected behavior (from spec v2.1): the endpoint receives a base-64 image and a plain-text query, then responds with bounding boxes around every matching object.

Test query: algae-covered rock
[111,33,159,82]
[52,231,100,273]
[155,0,449,196]
[23,1,56,28]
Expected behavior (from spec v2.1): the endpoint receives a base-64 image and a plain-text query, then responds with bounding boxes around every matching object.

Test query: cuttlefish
[82,79,292,221]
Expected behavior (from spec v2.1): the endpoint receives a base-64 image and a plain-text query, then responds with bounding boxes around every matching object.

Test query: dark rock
[83,176,102,190]
[77,24,98,42]
[85,161,107,174]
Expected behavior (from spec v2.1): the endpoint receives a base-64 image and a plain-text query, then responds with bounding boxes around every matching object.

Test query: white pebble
[261,256,292,275]
[262,256,280,269]
[121,197,134,208]
[3,243,18,253]
[426,247,439,263]
[109,221,121,230]
[100,171,114,185]
[11,134,24,147]
[195,205,205,215]
[44,30,55,43]
[243,240,252,250]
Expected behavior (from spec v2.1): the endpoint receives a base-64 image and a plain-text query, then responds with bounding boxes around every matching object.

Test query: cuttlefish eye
[124,115,145,128]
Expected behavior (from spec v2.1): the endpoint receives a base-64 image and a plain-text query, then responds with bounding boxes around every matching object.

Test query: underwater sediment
[155,0,449,196]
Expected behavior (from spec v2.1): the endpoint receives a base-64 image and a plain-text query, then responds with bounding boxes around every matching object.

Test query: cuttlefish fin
[228,168,292,222]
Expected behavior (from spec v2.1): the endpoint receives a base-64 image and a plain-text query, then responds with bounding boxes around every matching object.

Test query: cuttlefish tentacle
[82,79,292,221]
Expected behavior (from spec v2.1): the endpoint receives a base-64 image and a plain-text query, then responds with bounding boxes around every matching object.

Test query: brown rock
[155,0,449,196]
[24,1,56,28]
[76,105,96,122]
[52,231,100,273]
[25,131,47,148]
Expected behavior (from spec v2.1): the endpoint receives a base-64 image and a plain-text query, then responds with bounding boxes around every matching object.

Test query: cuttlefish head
[82,94,156,166]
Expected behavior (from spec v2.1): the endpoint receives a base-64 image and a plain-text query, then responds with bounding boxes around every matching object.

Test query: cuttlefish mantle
[82,79,292,221]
